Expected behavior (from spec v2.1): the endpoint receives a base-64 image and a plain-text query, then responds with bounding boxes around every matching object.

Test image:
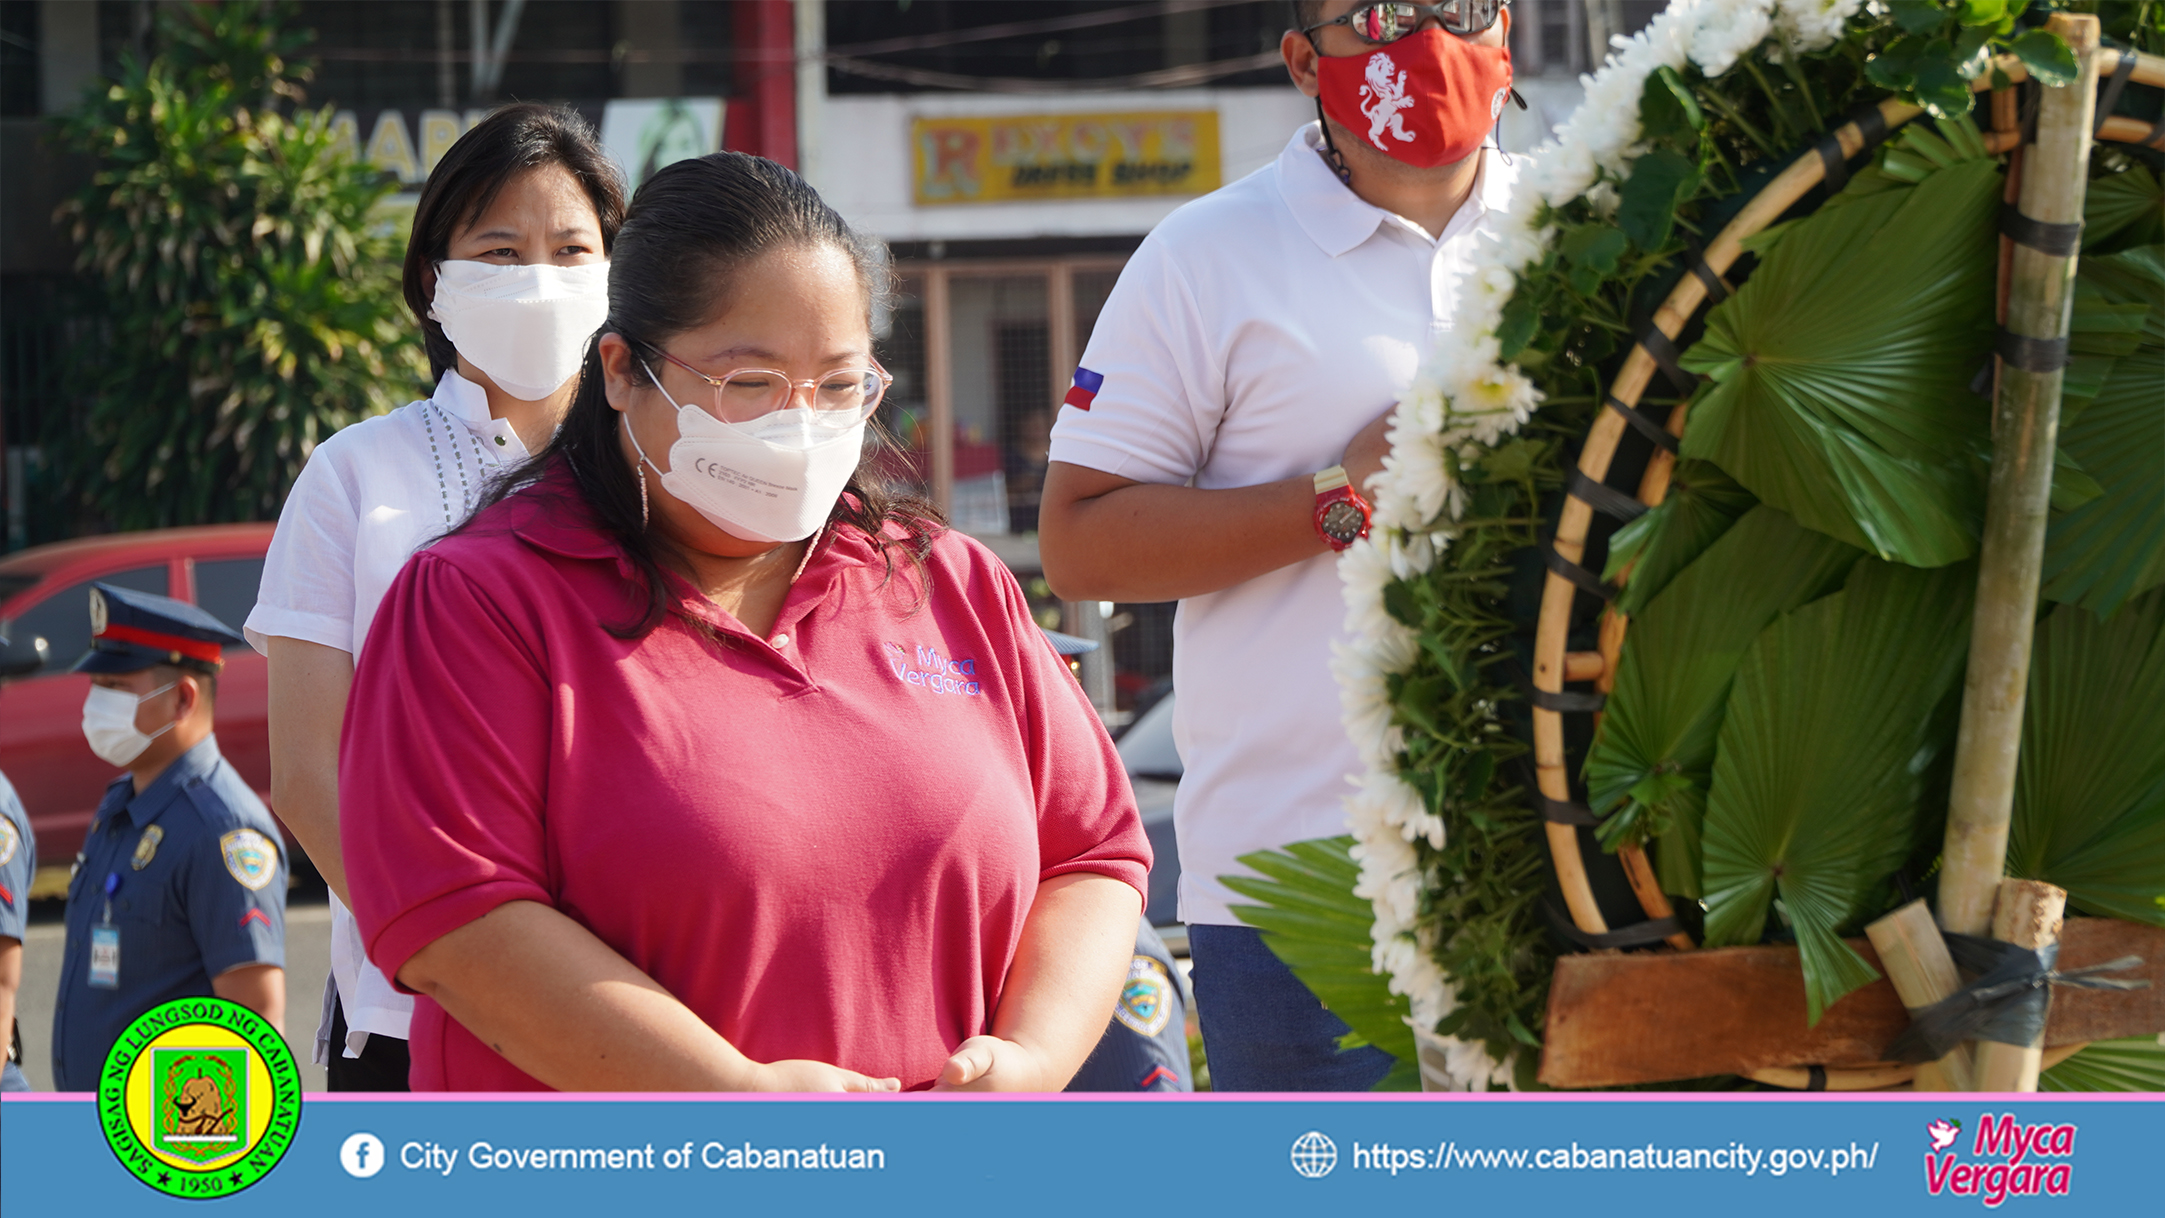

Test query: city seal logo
[98,997,301,1199]
[1290,1130,1338,1179]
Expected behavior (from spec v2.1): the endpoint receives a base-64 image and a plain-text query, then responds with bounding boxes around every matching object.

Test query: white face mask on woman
[623,361,866,544]
[429,260,611,401]
[81,681,177,767]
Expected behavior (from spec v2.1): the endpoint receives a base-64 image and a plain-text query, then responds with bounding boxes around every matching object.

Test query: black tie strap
[1605,394,1680,453]
[1817,104,1897,197]
[1852,103,1890,148]
[2095,49,2137,137]
[1536,794,1602,826]
[1542,542,1616,602]
[1886,933,2147,1063]
[1544,898,1681,949]
[1638,327,1700,397]
[1567,470,1648,522]
[1525,683,1607,714]
[2000,204,2082,257]
[1997,329,2071,373]
[1685,253,1730,304]
[1805,1065,1828,1091]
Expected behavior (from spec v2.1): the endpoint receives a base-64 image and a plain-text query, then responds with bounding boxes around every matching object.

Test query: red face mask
[1314,27,1513,170]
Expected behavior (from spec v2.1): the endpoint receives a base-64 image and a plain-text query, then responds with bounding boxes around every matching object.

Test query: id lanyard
[88,872,121,989]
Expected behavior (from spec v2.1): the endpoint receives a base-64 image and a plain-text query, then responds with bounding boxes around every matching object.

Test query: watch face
[1321,500,1366,543]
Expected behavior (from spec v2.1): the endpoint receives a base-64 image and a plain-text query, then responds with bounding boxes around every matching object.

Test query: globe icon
[1289,1130,1337,1178]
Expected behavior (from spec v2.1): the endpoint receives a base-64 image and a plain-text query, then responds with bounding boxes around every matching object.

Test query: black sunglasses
[1303,1,1508,44]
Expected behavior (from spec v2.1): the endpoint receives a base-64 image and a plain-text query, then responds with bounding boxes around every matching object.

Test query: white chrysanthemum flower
[1338,0,1806,1087]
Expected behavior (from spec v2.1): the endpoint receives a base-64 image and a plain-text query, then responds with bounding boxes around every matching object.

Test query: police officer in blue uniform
[0,767,35,1090]
[1039,628,1195,1093]
[52,584,287,1091]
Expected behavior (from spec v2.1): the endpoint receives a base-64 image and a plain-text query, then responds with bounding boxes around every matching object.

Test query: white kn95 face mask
[623,360,866,544]
[429,260,611,401]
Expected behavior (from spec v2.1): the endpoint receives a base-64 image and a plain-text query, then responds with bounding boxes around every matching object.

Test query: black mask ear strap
[1315,97,1354,185]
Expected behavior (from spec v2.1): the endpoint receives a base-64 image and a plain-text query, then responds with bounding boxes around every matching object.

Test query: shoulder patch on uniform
[0,816,17,866]
[219,829,277,891]
[131,824,163,870]
[1114,955,1175,1038]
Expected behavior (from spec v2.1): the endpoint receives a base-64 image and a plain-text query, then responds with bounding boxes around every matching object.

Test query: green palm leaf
[2082,164,2163,254]
[1586,506,1861,896]
[1602,459,1760,616]
[2039,1037,2165,1091]
[1700,559,1975,1023]
[1226,837,1421,1090]
[2007,590,2165,925]
[2041,246,2165,616]
[1680,136,2002,568]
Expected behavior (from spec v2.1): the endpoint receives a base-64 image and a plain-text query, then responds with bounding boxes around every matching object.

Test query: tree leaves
[1699,559,1975,1023]
[50,0,424,530]
[2082,166,2164,254]
[2007,591,2165,926]
[1586,507,1861,895]
[1227,837,1421,1091]
[1681,131,2002,568]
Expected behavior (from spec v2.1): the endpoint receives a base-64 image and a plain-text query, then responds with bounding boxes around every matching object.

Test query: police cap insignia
[89,587,108,637]
[1113,955,1175,1038]
[219,830,276,891]
[132,824,164,871]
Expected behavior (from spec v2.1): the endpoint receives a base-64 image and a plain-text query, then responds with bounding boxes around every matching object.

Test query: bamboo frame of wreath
[1529,42,2163,1090]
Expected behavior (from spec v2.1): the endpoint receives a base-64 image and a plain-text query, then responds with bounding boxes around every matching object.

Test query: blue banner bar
[5,1093,2158,1215]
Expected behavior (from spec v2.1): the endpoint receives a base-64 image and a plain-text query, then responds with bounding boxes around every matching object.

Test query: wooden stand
[1865,901,1974,1091]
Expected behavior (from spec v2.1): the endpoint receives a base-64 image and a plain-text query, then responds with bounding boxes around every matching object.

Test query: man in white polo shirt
[1040,0,1516,1091]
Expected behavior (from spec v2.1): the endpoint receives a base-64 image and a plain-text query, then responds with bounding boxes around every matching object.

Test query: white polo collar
[432,367,495,428]
[1276,121,1510,257]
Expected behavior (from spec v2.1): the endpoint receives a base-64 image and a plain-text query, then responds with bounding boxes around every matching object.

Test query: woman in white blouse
[246,104,626,1089]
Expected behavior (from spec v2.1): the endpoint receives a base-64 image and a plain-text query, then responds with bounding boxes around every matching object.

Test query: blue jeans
[1187,923,1394,1092]
[2,1059,28,1092]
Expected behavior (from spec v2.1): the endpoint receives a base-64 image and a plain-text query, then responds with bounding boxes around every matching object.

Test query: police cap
[71,583,245,675]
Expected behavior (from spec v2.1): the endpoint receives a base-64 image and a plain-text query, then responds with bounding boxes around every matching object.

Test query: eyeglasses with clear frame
[650,348,892,426]
[1303,1,1508,44]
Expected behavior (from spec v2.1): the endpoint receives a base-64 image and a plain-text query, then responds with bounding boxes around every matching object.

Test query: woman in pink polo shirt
[339,152,1150,1092]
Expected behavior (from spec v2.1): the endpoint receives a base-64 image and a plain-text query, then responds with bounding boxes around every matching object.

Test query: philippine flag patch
[1062,366,1104,411]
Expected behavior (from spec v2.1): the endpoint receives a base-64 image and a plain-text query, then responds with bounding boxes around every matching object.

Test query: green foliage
[1601,459,1758,616]
[2040,1037,2165,1091]
[52,1,424,530]
[2007,591,2165,925]
[2042,247,2165,615]
[1682,124,2002,569]
[1227,837,1420,1091]
[1586,508,1862,893]
[2081,166,2162,254]
[1699,559,1975,1023]
[1372,427,1578,1080]
[1868,1,2073,118]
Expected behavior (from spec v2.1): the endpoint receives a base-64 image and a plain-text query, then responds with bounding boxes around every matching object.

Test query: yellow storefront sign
[912,111,1221,205]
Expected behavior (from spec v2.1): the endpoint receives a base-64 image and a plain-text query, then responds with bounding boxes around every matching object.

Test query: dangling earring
[621,413,652,529]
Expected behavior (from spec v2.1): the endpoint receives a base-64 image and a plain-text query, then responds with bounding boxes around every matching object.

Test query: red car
[0,525,276,897]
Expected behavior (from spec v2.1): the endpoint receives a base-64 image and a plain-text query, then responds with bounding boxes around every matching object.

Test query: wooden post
[1865,900,1974,1091]
[1975,879,2067,1092]
[923,266,955,515]
[1937,13,2100,937]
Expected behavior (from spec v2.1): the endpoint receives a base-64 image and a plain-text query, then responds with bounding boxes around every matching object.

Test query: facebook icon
[340,1132,386,1179]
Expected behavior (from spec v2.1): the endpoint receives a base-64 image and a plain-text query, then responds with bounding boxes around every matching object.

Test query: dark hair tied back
[467,151,943,638]
[403,103,628,382]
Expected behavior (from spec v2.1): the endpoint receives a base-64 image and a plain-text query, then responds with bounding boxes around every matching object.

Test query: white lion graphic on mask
[1357,50,1418,150]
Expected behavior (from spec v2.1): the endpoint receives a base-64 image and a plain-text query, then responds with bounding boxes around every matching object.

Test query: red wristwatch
[1313,465,1372,551]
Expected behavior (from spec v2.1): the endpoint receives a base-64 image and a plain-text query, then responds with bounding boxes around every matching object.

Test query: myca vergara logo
[98,997,302,1199]
[1924,1112,2075,1207]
